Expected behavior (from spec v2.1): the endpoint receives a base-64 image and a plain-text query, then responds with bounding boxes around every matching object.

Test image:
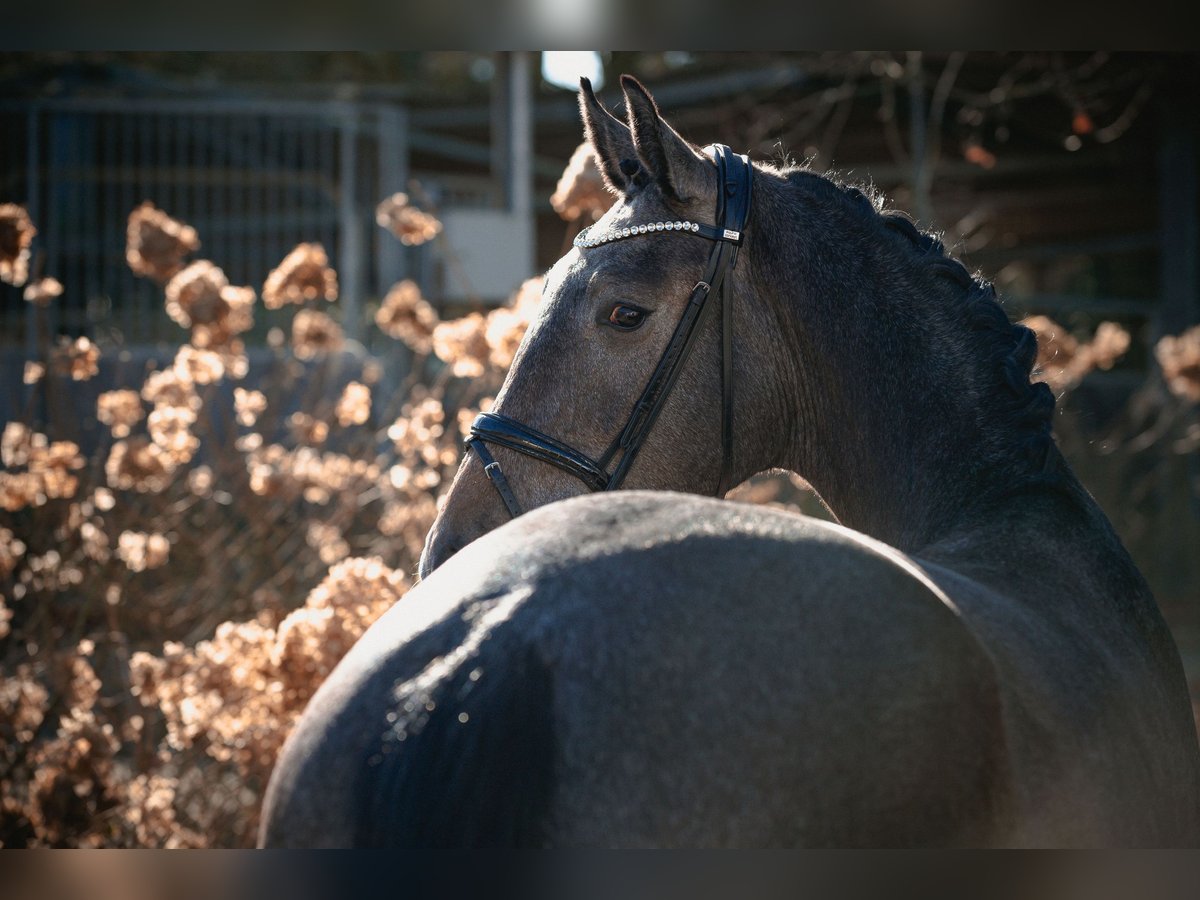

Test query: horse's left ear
[619,75,713,204]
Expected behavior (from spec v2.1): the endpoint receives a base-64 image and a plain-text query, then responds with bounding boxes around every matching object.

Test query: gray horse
[260,76,1200,847]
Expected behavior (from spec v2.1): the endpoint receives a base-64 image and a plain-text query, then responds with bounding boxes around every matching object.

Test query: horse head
[421,76,792,576]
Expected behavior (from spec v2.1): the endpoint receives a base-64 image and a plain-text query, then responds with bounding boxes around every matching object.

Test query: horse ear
[619,74,712,203]
[578,77,639,196]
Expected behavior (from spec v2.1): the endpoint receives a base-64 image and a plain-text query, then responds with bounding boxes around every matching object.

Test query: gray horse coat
[261,491,1200,847]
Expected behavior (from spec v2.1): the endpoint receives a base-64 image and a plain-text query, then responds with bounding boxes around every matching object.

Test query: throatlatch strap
[467,438,524,518]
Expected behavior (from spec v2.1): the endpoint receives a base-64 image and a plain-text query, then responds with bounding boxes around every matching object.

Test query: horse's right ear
[579,77,639,196]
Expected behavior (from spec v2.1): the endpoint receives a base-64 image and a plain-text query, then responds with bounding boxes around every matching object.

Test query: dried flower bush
[2,202,499,848]
[1,203,36,286]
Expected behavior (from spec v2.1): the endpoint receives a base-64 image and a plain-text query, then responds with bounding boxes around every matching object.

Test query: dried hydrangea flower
[50,336,101,381]
[292,309,344,361]
[262,243,338,309]
[116,531,171,572]
[305,522,350,566]
[97,390,145,438]
[234,388,267,427]
[106,436,176,493]
[23,361,45,384]
[375,279,438,352]
[431,312,489,378]
[0,203,36,286]
[164,261,255,349]
[0,526,26,578]
[173,345,225,385]
[1155,325,1200,402]
[23,276,63,306]
[375,193,442,246]
[550,142,616,222]
[288,412,329,446]
[142,365,201,413]
[126,202,200,283]
[148,405,199,465]
[334,381,371,427]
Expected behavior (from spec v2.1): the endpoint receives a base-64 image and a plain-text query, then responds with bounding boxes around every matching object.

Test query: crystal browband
[574,220,741,249]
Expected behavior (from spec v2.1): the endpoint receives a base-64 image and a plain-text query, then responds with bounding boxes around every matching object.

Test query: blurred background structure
[1,52,1198,847]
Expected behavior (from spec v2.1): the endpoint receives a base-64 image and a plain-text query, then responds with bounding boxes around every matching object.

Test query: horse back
[261,492,1012,847]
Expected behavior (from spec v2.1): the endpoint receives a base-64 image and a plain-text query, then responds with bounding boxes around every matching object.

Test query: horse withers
[261,76,1200,847]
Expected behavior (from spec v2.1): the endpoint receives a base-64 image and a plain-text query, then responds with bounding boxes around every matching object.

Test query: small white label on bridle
[723,229,740,241]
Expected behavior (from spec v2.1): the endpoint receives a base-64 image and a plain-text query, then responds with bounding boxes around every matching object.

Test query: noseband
[466,144,753,518]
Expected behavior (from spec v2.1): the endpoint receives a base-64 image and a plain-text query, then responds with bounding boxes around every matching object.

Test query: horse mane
[780,167,1060,482]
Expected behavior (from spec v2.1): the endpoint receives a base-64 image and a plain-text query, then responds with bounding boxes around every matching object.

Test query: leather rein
[466,144,753,518]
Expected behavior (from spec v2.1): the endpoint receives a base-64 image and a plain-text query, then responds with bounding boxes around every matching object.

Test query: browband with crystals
[574,219,742,249]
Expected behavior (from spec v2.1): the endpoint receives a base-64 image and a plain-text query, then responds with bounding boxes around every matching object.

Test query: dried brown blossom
[1023,315,1131,393]
[262,243,338,309]
[1,203,36,286]
[234,388,267,427]
[288,412,329,446]
[305,522,350,566]
[375,279,439,352]
[23,361,44,384]
[375,193,442,246]
[550,142,616,222]
[105,437,176,493]
[97,390,145,438]
[141,365,201,413]
[147,406,199,465]
[432,312,489,378]
[1155,325,1200,403]
[50,336,101,381]
[164,261,255,350]
[173,345,224,385]
[334,381,371,427]
[116,531,171,573]
[0,425,84,510]
[292,309,344,361]
[126,202,200,283]
[1,526,26,578]
[388,394,446,463]
[2,421,35,467]
[378,493,439,553]
[23,277,63,306]
[245,444,380,505]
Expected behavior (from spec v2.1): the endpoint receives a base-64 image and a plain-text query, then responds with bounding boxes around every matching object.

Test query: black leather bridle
[466,144,753,518]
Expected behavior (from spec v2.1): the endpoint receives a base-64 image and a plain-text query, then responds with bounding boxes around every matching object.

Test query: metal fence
[0,96,414,351]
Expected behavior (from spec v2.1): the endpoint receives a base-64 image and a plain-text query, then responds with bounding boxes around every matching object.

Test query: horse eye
[608,304,646,330]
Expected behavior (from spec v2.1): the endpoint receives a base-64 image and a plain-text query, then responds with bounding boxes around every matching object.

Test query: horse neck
[752,171,1064,555]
